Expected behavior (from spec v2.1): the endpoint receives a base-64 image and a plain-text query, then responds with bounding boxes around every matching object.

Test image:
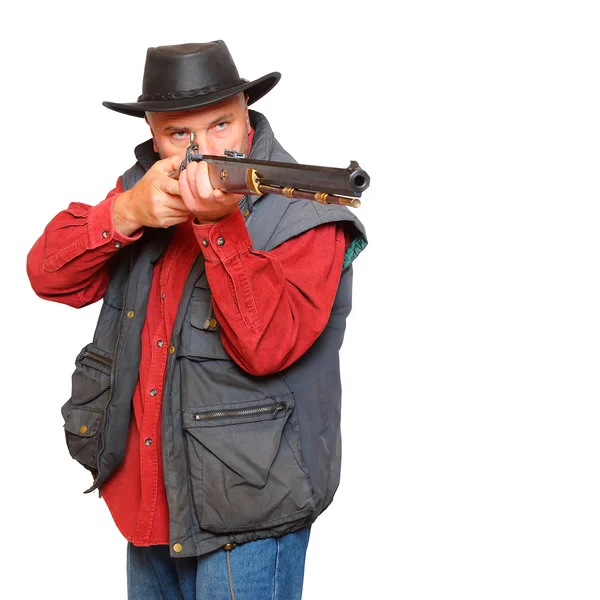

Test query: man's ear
[145,113,159,153]
[244,93,251,133]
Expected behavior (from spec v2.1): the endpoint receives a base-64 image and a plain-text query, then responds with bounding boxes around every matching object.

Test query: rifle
[170,133,369,208]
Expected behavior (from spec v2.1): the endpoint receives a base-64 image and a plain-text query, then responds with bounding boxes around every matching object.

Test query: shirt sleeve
[193,209,348,375]
[26,178,143,308]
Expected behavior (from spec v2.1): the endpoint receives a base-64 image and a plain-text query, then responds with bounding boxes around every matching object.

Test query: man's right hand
[113,155,191,236]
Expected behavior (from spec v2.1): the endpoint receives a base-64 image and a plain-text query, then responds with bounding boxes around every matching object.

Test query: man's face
[146,92,251,160]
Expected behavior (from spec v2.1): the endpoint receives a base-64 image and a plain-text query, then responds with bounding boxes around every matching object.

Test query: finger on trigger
[167,154,182,174]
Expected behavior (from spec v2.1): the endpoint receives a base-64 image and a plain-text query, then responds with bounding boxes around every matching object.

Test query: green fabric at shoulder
[343,235,367,270]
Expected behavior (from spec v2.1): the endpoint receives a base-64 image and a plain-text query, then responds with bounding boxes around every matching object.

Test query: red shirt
[27,158,348,547]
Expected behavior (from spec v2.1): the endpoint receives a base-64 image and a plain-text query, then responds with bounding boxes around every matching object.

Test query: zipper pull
[203,297,214,329]
[203,296,217,329]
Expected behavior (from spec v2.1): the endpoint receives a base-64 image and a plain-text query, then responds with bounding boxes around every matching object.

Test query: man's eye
[214,122,228,132]
[172,131,188,140]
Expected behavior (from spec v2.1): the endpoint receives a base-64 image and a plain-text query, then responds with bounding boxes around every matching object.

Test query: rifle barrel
[183,153,369,207]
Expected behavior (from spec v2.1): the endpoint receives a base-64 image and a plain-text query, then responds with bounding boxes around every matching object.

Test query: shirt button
[217,237,225,246]
[102,230,109,239]
[169,346,176,355]
[144,438,152,446]
[202,239,209,247]
[149,389,157,397]
[114,241,122,249]
[157,340,164,348]
[161,293,166,300]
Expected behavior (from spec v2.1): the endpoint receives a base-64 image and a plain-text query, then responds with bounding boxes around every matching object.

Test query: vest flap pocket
[183,297,231,361]
[63,406,103,471]
[64,407,102,437]
[183,394,315,533]
[189,295,221,332]
[61,343,111,473]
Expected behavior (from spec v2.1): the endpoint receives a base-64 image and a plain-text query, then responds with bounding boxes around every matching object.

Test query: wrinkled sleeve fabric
[26,178,143,308]
[193,209,348,375]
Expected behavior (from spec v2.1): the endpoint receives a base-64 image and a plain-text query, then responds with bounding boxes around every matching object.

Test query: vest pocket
[61,344,113,472]
[184,294,231,361]
[183,393,315,533]
[63,407,103,470]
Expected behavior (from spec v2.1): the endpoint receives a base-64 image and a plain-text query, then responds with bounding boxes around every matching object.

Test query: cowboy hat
[103,40,280,118]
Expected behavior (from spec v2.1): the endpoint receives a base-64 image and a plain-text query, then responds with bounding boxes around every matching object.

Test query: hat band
[137,80,248,102]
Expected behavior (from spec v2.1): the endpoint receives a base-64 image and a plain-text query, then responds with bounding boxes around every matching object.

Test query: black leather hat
[102,40,280,118]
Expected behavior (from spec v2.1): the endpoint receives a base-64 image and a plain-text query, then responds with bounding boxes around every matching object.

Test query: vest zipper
[86,254,136,494]
[193,402,284,421]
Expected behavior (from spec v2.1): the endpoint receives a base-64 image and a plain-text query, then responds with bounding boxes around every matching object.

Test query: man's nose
[190,132,211,156]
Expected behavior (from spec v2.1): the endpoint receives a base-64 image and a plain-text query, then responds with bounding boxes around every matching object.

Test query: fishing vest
[61,111,367,557]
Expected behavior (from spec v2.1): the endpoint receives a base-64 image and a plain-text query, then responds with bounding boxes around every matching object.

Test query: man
[27,40,367,599]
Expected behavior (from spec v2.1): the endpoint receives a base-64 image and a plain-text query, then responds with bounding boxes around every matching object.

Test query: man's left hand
[179,160,245,225]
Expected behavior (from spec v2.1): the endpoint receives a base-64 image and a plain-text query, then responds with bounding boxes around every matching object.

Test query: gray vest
[61,111,367,557]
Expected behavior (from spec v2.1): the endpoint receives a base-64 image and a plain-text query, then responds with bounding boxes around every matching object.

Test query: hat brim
[102,72,280,118]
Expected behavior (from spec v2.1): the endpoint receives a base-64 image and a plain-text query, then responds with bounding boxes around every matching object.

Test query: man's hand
[179,160,245,225]
[113,156,190,236]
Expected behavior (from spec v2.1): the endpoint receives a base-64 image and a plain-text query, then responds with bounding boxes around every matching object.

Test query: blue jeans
[127,527,310,600]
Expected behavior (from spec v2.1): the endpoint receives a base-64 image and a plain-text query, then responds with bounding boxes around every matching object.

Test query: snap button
[173,543,183,553]
[114,241,122,249]
[79,425,87,434]
[223,543,236,551]
[127,311,135,319]
[217,237,225,246]
[202,239,209,247]
[145,438,152,446]
[102,230,109,239]
[169,346,176,355]
[243,209,250,217]
[149,389,157,397]
[209,318,217,328]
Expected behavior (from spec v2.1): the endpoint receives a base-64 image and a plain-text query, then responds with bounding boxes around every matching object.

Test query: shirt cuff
[87,193,143,253]
[193,209,252,262]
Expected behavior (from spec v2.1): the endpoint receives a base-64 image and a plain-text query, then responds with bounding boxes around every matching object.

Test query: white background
[2,1,600,598]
